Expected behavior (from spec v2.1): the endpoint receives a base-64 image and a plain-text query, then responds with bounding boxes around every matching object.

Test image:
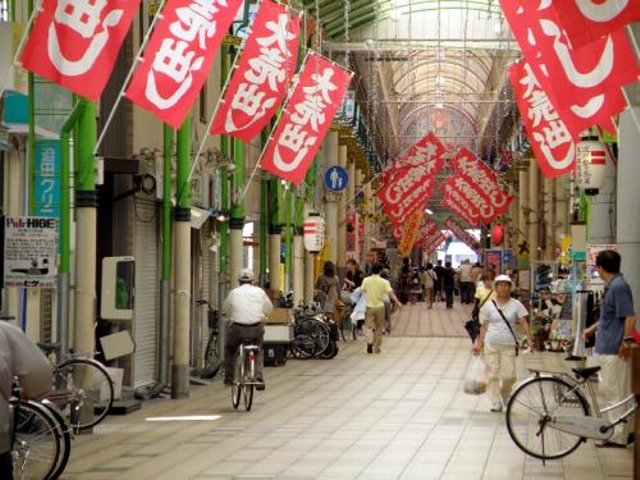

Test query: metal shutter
[133,198,159,388]
[200,221,212,364]
[40,289,53,342]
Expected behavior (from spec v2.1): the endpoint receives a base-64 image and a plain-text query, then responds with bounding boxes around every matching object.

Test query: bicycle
[38,342,114,432]
[196,300,222,379]
[10,385,72,480]
[505,365,637,462]
[231,341,262,411]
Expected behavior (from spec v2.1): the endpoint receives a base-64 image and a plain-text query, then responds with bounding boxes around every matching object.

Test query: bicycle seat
[37,341,60,355]
[572,366,601,380]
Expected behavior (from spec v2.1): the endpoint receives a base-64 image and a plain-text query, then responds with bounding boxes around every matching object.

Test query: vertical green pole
[9,0,16,21]
[284,185,292,290]
[27,0,35,214]
[158,124,173,387]
[231,139,244,220]
[219,44,229,283]
[76,103,96,191]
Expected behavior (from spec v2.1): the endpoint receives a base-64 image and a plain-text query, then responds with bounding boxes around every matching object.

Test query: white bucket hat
[494,274,512,285]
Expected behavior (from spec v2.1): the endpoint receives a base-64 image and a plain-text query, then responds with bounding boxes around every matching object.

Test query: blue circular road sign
[324,166,349,192]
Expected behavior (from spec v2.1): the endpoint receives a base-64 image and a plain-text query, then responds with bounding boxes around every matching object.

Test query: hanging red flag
[125,0,243,128]
[394,131,446,168]
[451,148,513,216]
[210,0,301,142]
[20,0,140,101]
[379,173,437,225]
[499,0,638,133]
[397,209,424,256]
[442,194,480,227]
[550,0,640,49]
[443,216,479,250]
[510,60,576,179]
[260,52,352,184]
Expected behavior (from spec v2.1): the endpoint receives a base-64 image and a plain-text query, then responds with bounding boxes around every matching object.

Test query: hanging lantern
[576,139,608,195]
[303,214,325,253]
[492,224,504,246]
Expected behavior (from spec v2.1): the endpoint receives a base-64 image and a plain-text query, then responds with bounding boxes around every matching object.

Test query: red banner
[450,148,512,216]
[398,210,424,256]
[415,219,441,246]
[210,0,301,142]
[510,60,576,179]
[551,1,640,49]
[443,216,478,249]
[500,0,637,134]
[20,0,140,101]
[125,0,242,128]
[394,131,446,168]
[260,52,352,184]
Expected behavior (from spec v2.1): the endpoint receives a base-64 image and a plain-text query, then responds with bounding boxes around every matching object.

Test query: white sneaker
[490,403,503,413]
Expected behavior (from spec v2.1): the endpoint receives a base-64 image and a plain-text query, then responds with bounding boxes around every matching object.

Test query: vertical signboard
[4,217,58,287]
[34,140,61,220]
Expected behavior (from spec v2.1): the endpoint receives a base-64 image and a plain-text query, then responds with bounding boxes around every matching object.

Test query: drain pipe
[57,99,87,358]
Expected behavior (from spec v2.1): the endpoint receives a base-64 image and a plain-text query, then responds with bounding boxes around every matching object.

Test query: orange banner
[398,209,424,256]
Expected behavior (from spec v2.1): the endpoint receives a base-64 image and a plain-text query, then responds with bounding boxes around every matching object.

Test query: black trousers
[0,451,13,480]
[224,323,265,381]
[444,287,454,308]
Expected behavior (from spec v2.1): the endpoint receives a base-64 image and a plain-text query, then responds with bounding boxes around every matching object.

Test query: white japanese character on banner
[146,40,204,109]
[292,98,326,131]
[54,0,108,39]
[273,124,318,172]
[171,1,219,50]
[49,0,124,76]
[246,47,287,92]
[231,83,267,116]
[540,120,573,149]
[258,14,296,52]
[153,39,202,83]
[303,68,338,104]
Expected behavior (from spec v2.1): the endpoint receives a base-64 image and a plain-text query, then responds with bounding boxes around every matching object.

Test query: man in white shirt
[223,269,273,390]
[457,260,474,304]
[1,321,53,479]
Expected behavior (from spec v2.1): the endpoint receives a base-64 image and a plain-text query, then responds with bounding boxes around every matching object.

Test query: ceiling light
[435,103,444,109]
[389,9,402,21]
[425,208,434,215]
[436,75,446,85]
[493,22,503,35]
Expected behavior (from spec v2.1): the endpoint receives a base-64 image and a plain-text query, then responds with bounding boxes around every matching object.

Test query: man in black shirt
[434,260,445,302]
[442,262,456,309]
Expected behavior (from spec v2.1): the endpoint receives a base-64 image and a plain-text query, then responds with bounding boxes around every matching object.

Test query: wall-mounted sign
[3,216,58,288]
[303,214,325,253]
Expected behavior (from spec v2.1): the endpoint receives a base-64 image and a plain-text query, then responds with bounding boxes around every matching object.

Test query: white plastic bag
[463,357,488,395]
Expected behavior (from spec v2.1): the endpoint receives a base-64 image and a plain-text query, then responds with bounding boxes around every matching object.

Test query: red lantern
[491,225,504,246]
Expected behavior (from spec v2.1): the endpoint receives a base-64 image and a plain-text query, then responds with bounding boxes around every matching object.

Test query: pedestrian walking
[360,263,402,354]
[583,250,636,448]
[434,260,445,301]
[421,263,438,308]
[442,261,456,309]
[315,261,340,321]
[472,275,533,412]
[457,260,474,304]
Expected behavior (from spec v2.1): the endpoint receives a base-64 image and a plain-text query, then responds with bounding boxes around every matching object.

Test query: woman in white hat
[472,274,533,412]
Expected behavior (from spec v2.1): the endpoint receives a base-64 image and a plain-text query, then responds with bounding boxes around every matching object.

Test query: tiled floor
[62,301,633,479]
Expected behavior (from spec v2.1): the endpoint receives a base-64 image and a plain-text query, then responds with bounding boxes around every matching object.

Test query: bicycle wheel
[12,400,62,480]
[41,400,72,479]
[202,334,222,379]
[55,358,114,431]
[290,334,316,359]
[506,376,590,460]
[298,318,330,356]
[231,354,242,410]
[318,341,339,359]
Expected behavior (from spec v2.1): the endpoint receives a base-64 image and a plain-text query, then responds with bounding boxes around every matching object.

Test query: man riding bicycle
[222,269,273,390]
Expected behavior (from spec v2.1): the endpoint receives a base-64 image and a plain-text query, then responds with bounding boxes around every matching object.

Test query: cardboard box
[265,308,291,324]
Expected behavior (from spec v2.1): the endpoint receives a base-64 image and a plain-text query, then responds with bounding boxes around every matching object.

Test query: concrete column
[325,132,339,264]
[587,146,617,244]
[268,226,282,296]
[518,169,529,244]
[304,243,315,304]
[617,108,640,311]
[555,176,569,237]
[293,231,304,306]
[528,161,540,262]
[543,177,555,260]
[364,181,374,254]
[337,145,348,270]
[229,222,244,289]
[354,169,363,264]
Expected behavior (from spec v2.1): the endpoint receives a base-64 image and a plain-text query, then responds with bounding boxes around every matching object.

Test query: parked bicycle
[506,365,637,463]
[196,300,222,379]
[38,342,114,432]
[290,304,339,360]
[10,384,72,480]
[231,341,262,412]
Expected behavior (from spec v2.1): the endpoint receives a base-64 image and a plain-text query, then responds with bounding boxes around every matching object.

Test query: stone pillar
[528,161,540,262]
[268,225,282,297]
[617,108,640,311]
[588,145,617,244]
[543,177,555,260]
[325,132,339,264]
[337,145,348,271]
